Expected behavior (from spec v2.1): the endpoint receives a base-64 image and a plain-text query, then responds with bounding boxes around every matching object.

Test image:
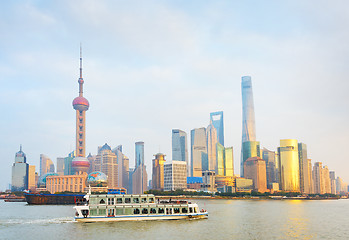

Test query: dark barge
[24,193,85,205]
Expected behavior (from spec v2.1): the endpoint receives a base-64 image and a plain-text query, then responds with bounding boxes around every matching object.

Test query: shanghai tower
[240,76,259,177]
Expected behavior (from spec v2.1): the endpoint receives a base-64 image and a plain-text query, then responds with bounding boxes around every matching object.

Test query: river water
[1,199,349,239]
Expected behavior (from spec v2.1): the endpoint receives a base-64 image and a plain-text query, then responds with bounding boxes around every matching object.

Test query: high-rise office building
[28,165,36,191]
[11,146,29,191]
[56,157,65,175]
[64,151,75,175]
[278,139,300,192]
[112,145,129,189]
[216,143,234,177]
[322,166,331,194]
[313,162,323,194]
[241,141,260,177]
[262,148,279,188]
[206,122,217,172]
[172,129,189,175]
[164,161,187,191]
[40,154,55,176]
[307,159,314,194]
[191,128,207,177]
[210,111,224,146]
[298,143,311,194]
[244,157,267,193]
[135,141,144,168]
[71,47,90,174]
[152,153,166,191]
[329,171,336,194]
[95,143,118,189]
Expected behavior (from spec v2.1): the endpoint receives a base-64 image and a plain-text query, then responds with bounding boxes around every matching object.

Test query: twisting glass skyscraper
[241,76,257,177]
[210,111,224,146]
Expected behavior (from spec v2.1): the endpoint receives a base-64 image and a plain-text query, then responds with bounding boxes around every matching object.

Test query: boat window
[182,208,188,213]
[189,207,193,213]
[90,209,97,216]
[124,208,132,215]
[174,208,180,214]
[100,199,105,204]
[194,208,197,213]
[133,198,139,203]
[149,198,154,203]
[150,208,157,214]
[116,208,123,215]
[142,208,148,214]
[125,198,131,203]
[108,198,114,205]
[158,208,165,214]
[98,209,106,216]
[134,208,140,215]
[117,198,123,204]
[141,198,147,203]
[108,208,115,217]
[166,208,172,215]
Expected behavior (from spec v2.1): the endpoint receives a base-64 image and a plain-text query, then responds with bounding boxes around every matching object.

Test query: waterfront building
[85,171,108,192]
[215,176,235,192]
[313,162,323,194]
[298,143,311,194]
[112,145,129,189]
[71,47,90,174]
[244,157,267,193]
[64,151,75,175]
[11,146,28,192]
[210,111,224,146]
[152,153,166,191]
[190,128,207,177]
[164,161,187,191]
[322,166,331,194]
[128,167,134,194]
[329,171,336,194]
[46,172,87,193]
[336,177,348,194]
[40,154,54,176]
[187,177,203,190]
[172,129,188,166]
[216,143,234,177]
[56,157,65,175]
[132,165,147,194]
[278,139,300,192]
[262,148,279,188]
[135,141,144,168]
[307,159,314,194]
[201,170,216,192]
[235,177,253,192]
[241,141,260,177]
[95,143,118,189]
[28,165,36,191]
[241,76,257,177]
[206,122,217,172]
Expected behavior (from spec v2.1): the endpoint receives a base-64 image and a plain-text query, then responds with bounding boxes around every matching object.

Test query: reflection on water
[1,199,349,239]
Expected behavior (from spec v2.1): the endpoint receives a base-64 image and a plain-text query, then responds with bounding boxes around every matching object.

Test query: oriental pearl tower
[71,47,90,174]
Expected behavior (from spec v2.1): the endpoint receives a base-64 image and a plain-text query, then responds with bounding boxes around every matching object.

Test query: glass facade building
[190,128,207,177]
[216,143,234,177]
[241,141,260,177]
[298,143,311,193]
[278,139,300,192]
[171,129,188,173]
[210,111,224,146]
[135,141,144,168]
[262,148,279,188]
[206,122,217,172]
[11,146,29,192]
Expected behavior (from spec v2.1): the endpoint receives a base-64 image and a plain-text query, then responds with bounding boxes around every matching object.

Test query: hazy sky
[1,0,349,191]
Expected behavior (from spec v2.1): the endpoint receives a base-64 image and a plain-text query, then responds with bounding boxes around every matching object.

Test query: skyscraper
[313,162,323,194]
[164,161,187,191]
[191,128,207,177]
[135,141,144,168]
[152,153,166,190]
[244,157,267,193]
[95,143,118,188]
[11,146,29,191]
[112,145,129,189]
[278,139,300,192]
[216,143,234,177]
[241,76,257,177]
[206,122,217,172]
[40,154,54,176]
[71,47,90,174]
[210,111,224,146]
[298,143,311,193]
[262,148,279,188]
[172,129,188,174]
[241,141,260,177]
[329,171,336,194]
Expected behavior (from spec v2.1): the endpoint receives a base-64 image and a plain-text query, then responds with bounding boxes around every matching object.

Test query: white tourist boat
[74,189,208,222]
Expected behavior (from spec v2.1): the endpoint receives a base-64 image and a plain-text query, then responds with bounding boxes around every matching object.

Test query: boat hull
[75,212,208,222]
[25,193,85,205]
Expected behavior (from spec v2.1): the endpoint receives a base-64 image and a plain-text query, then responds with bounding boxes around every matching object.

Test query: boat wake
[0,217,75,225]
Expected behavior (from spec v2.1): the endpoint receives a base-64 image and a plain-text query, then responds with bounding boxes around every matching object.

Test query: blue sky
[1,0,349,191]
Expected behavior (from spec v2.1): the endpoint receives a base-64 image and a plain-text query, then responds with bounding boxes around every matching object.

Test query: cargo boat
[74,189,208,222]
[24,193,85,205]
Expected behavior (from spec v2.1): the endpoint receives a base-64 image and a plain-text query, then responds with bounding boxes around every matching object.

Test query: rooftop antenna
[80,43,83,79]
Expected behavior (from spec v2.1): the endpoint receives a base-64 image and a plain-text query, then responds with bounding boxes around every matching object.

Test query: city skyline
[1,1,349,190]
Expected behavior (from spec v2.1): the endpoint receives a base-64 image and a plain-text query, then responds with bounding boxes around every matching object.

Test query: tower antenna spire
[80,43,83,79]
